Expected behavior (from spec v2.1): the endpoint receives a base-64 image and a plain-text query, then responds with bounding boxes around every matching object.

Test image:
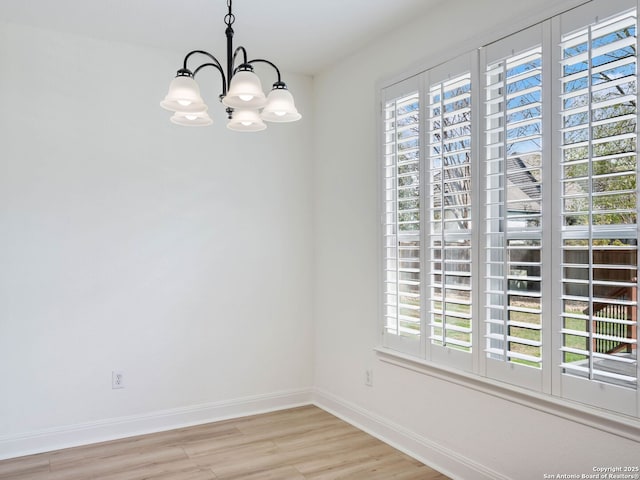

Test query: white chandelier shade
[222,70,268,109]
[161,0,300,132]
[160,76,208,113]
[170,110,213,127]
[261,87,302,123]
[227,109,266,132]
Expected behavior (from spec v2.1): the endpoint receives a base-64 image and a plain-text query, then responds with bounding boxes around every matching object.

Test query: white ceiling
[0,0,441,76]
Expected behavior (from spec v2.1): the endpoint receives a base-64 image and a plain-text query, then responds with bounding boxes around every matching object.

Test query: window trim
[375,346,640,442]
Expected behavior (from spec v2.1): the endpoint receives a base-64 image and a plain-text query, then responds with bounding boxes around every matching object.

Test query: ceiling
[0,0,441,76]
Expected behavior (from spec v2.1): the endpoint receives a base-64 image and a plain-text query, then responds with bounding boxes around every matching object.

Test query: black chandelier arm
[183,50,225,76]
[247,58,283,84]
[182,50,228,95]
[192,63,228,97]
[232,46,249,70]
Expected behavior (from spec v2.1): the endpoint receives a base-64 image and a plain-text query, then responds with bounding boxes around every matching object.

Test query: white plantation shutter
[426,54,476,370]
[382,77,422,355]
[378,0,640,418]
[557,1,639,414]
[483,25,547,389]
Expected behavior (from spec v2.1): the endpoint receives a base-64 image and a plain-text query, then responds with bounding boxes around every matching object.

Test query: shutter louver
[559,10,638,389]
[383,91,421,340]
[485,47,544,368]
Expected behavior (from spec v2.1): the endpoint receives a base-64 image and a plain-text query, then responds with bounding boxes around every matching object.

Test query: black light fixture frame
[172,0,288,119]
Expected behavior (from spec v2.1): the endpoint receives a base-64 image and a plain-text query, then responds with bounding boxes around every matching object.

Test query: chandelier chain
[224,0,235,27]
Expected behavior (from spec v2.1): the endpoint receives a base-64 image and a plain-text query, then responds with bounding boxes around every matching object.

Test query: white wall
[3,1,640,476]
[312,0,639,479]
[0,20,314,452]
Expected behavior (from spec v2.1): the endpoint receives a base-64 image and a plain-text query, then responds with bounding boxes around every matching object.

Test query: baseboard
[0,388,313,461]
[312,388,509,480]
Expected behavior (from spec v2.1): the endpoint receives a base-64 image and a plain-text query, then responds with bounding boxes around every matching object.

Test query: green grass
[396,297,617,365]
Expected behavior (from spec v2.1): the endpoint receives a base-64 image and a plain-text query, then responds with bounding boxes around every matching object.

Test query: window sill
[374,346,640,443]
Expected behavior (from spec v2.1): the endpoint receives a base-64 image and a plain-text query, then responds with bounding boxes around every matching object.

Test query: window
[379,0,639,417]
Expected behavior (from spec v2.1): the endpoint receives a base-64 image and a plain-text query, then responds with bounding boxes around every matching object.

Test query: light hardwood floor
[0,406,449,480]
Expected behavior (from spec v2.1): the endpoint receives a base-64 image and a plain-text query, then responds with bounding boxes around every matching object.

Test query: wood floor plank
[181,429,264,458]
[293,443,401,475]
[97,464,218,480]
[0,406,450,480]
[303,455,441,480]
[50,445,190,477]
[0,452,49,478]
[203,432,389,478]
[219,465,306,480]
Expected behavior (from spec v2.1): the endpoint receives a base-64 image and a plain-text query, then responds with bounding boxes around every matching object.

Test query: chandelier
[160,0,301,132]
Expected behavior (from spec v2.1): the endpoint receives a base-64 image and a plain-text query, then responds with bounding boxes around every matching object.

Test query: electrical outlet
[112,371,124,389]
[365,369,373,387]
